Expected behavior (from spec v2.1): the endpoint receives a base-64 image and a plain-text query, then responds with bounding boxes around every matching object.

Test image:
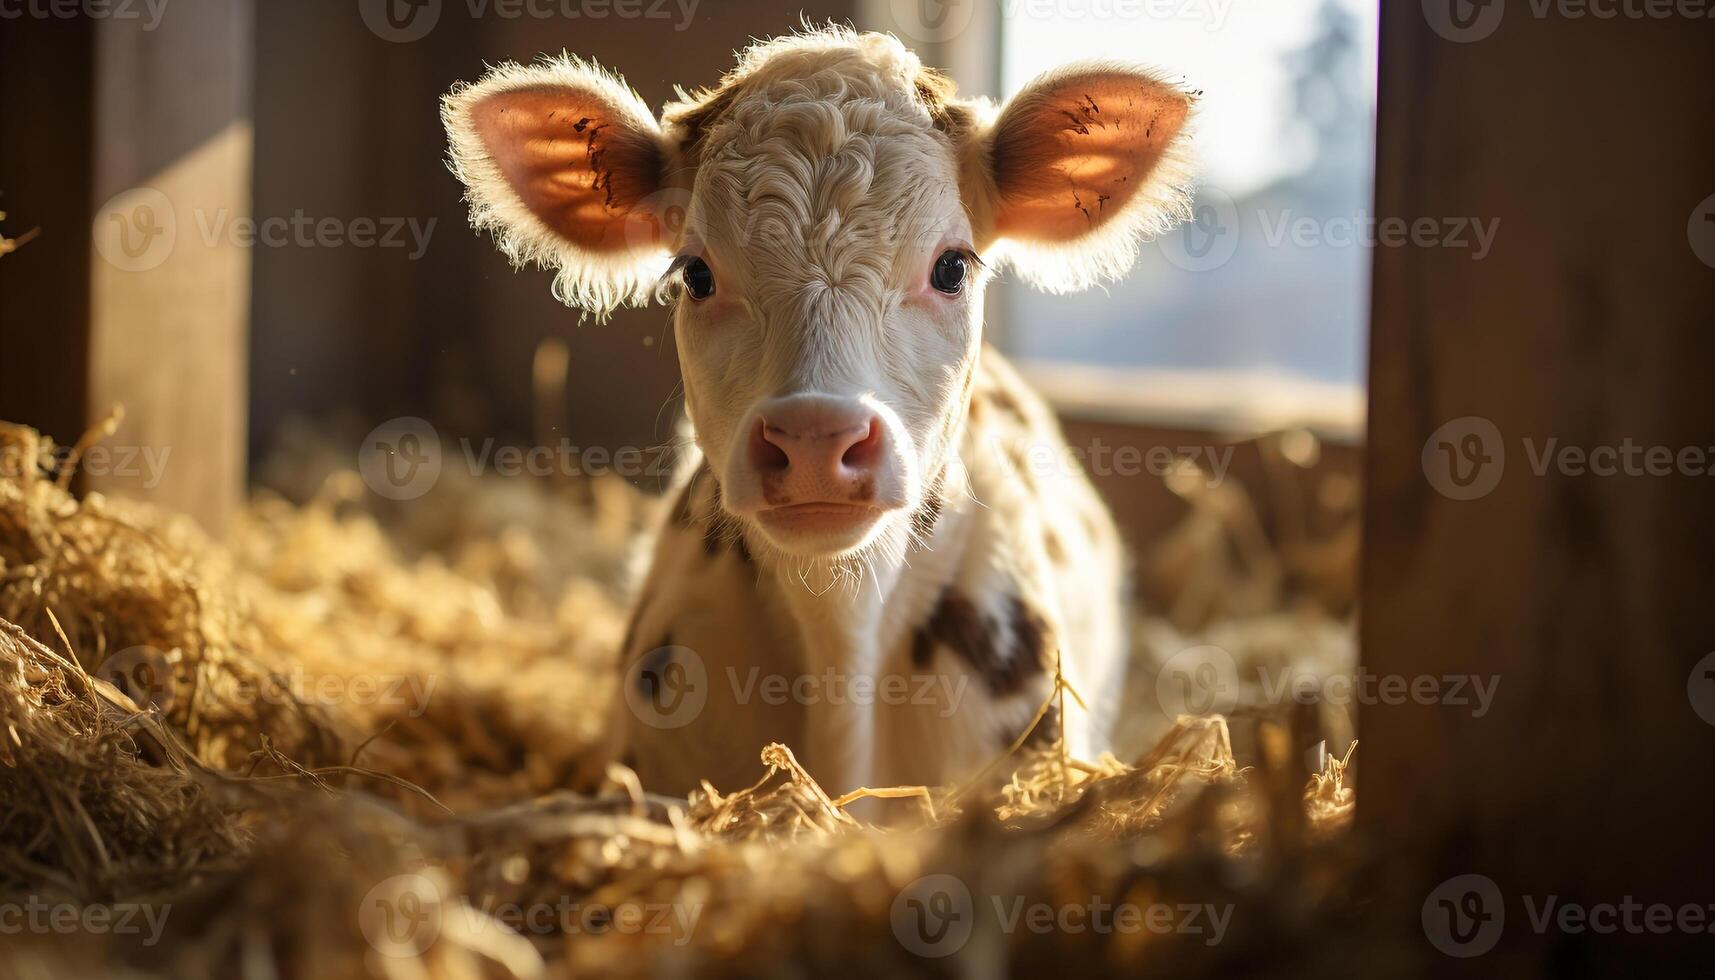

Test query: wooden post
[0,0,253,531]
[1362,1,1715,974]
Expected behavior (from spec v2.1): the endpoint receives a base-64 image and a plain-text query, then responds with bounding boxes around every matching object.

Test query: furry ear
[442,55,672,316]
[970,63,1196,292]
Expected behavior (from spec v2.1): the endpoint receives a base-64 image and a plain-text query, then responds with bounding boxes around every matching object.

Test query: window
[994,0,1378,433]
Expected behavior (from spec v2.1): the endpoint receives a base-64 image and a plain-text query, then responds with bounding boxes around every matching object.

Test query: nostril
[750,417,790,473]
[839,417,885,471]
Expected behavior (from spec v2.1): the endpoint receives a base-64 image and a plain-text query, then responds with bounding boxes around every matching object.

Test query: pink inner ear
[470,86,664,254]
[991,72,1191,244]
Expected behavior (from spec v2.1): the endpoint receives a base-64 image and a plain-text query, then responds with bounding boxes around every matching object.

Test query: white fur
[443,28,1192,797]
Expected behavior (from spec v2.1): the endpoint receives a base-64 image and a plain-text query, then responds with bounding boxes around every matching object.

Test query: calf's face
[443,34,1194,560]
[670,109,982,558]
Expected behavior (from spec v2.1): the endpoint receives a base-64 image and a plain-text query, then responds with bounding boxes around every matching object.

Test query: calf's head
[443,30,1193,560]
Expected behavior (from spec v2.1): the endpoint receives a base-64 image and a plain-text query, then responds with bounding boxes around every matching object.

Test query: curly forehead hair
[662,28,971,167]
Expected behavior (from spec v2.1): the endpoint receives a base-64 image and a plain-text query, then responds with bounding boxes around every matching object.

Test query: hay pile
[0,417,1361,979]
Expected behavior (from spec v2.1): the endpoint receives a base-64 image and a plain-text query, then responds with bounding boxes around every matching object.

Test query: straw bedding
[0,416,1361,979]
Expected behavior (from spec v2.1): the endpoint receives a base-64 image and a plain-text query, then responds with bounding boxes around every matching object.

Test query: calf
[442,28,1195,797]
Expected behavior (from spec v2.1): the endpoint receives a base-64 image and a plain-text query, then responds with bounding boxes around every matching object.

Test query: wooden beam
[84,0,254,530]
[0,16,95,446]
[1362,1,1715,973]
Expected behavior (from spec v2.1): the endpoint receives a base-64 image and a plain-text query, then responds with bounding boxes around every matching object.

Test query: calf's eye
[930,249,967,294]
[682,257,715,300]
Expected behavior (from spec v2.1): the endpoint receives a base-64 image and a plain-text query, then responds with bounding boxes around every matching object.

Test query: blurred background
[8,6,1715,975]
[1,0,1372,552]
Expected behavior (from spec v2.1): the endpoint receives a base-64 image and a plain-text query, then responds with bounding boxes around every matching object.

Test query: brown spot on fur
[1004,701,1061,750]
[1007,596,1051,680]
[985,384,1027,423]
[1045,527,1068,564]
[911,590,1051,697]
